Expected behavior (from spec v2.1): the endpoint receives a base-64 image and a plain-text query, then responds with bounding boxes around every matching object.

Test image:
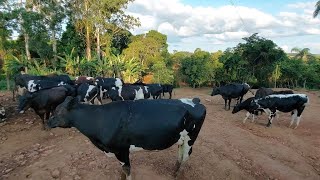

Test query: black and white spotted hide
[76,83,102,105]
[251,94,309,128]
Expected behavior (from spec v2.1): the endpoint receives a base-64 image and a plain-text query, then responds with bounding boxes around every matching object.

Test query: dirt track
[0,87,320,180]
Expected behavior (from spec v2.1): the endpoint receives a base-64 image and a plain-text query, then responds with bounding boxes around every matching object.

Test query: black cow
[76,83,102,105]
[0,104,6,122]
[255,87,274,99]
[18,86,69,129]
[47,97,206,179]
[161,84,174,99]
[211,83,251,110]
[233,94,309,128]
[108,85,147,101]
[255,88,294,99]
[148,84,163,99]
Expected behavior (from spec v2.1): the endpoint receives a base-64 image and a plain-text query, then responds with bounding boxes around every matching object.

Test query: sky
[125,0,320,54]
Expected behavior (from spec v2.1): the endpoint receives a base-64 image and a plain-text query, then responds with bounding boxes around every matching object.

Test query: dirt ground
[0,87,320,180]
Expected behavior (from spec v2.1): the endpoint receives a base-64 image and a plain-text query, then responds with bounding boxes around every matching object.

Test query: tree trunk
[52,29,57,67]
[96,27,101,61]
[24,32,30,73]
[84,1,91,61]
[303,80,306,89]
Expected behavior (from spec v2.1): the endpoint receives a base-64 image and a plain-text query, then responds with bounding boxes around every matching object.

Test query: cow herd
[211,84,309,129]
[0,74,311,179]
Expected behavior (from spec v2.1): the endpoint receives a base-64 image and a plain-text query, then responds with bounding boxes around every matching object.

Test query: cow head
[0,106,6,122]
[18,92,35,113]
[211,87,220,96]
[232,105,241,114]
[47,96,77,128]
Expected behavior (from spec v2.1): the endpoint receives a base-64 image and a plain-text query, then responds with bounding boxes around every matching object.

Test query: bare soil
[0,87,320,180]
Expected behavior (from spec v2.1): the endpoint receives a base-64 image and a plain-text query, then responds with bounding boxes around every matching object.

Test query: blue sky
[126,0,320,54]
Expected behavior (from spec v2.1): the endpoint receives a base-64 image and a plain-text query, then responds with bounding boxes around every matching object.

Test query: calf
[0,104,6,122]
[148,84,163,99]
[18,86,69,129]
[234,94,309,128]
[211,83,251,110]
[161,84,174,99]
[76,83,102,105]
[255,87,273,99]
[47,97,206,180]
[108,85,147,101]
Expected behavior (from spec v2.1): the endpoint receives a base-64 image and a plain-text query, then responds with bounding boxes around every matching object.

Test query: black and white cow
[18,86,69,129]
[232,97,264,123]
[27,80,67,92]
[14,74,72,98]
[94,77,123,98]
[211,83,251,110]
[47,97,206,180]
[76,83,102,105]
[107,85,148,101]
[161,84,174,99]
[233,94,309,128]
[0,104,6,122]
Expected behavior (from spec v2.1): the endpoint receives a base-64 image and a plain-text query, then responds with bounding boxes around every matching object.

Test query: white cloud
[126,0,320,53]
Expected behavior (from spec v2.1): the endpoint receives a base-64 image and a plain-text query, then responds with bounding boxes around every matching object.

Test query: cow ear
[66,97,79,110]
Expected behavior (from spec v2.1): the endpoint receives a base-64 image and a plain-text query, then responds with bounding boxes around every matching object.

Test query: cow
[95,77,123,99]
[107,85,148,101]
[27,80,67,92]
[233,94,309,128]
[211,83,251,110]
[14,74,73,98]
[75,76,95,85]
[17,86,69,129]
[161,84,174,99]
[255,87,274,99]
[0,104,6,122]
[76,83,102,105]
[131,82,162,99]
[255,88,294,99]
[148,84,163,99]
[47,96,206,180]
[232,97,264,123]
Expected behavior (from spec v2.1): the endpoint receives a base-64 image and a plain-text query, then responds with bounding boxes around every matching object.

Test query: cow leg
[115,150,131,180]
[169,92,172,99]
[243,112,250,123]
[295,106,305,129]
[289,110,298,128]
[224,98,227,110]
[228,98,231,110]
[266,109,276,127]
[251,113,255,123]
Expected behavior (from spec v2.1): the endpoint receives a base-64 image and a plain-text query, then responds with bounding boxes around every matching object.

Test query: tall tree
[291,47,315,62]
[313,0,320,18]
[67,0,139,60]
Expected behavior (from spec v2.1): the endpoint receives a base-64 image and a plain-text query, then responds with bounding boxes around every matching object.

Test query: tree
[180,48,212,88]
[123,30,169,71]
[66,0,139,60]
[151,61,174,84]
[291,47,315,62]
[313,1,320,18]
